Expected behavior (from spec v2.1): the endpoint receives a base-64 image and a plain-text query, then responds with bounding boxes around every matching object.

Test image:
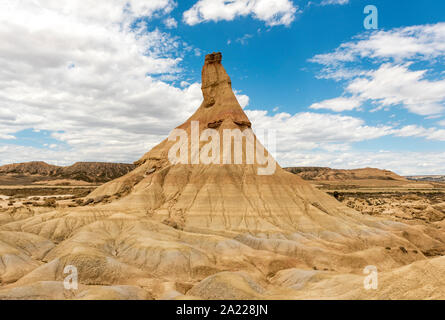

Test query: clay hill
[0,161,60,176]
[284,167,406,181]
[0,161,136,185]
[0,53,444,300]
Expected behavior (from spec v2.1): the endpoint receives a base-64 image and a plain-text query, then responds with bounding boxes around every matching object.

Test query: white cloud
[0,134,15,140]
[4,144,442,176]
[0,1,259,167]
[243,110,445,175]
[311,23,445,66]
[164,17,178,28]
[246,110,392,153]
[309,96,362,112]
[4,1,177,27]
[0,144,147,166]
[277,149,445,176]
[314,67,365,81]
[394,125,445,141]
[346,64,445,115]
[0,1,209,165]
[236,34,253,45]
[183,0,298,27]
[320,0,349,6]
[194,48,202,56]
[310,23,445,116]
[2,3,444,176]
[234,91,250,108]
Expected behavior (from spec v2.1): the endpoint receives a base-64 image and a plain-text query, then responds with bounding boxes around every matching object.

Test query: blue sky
[1,0,445,174]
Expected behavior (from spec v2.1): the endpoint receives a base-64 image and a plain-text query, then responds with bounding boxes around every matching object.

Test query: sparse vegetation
[0,187,94,198]
[43,198,57,208]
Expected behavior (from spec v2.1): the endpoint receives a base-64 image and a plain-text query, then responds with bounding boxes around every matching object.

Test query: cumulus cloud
[242,110,445,175]
[277,149,445,176]
[309,96,362,112]
[394,125,445,141]
[164,17,178,28]
[311,23,445,66]
[235,92,250,108]
[246,110,392,152]
[0,134,15,140]
[310,23,445,116]
[0,1,206,165]
[0,1,257,167]
[2,3,444,176]
[183,0,298,27]
[346,64,445,115]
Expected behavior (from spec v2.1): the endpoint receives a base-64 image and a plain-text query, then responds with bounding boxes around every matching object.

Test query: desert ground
[0,167,444,299]
[0,53,444,300]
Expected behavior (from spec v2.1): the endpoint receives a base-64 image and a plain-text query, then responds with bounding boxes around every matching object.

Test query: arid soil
[0,186,95,210]
[334,191,445,224]
[288,168,445,239]
[1,179,444,299]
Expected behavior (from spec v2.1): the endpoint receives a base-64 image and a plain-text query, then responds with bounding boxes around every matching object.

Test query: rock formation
[0,53,444,299]
[0,161,61,176]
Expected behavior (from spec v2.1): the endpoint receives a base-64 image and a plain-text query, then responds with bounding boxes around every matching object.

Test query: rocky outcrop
[0,162,61,176]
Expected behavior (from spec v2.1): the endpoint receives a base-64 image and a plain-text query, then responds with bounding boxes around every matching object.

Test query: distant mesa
[0,161,135,184]
[406,175,445,182]
[284,166,407,181]
[0,161,60,176]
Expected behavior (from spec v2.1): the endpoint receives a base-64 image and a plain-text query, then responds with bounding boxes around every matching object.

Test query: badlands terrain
[0,161,135,185]
[0,53,444,300]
